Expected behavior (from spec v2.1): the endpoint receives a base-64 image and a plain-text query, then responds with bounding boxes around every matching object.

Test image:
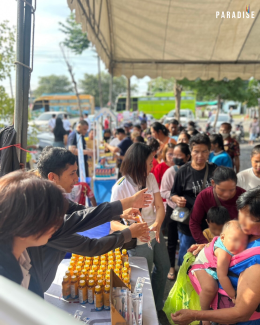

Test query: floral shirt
[223,137,240,159]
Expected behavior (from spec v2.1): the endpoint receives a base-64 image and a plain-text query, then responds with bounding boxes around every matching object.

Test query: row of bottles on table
[62,248,131,311]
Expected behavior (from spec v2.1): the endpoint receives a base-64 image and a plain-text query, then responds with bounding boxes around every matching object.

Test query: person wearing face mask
[237,145,260,190]
[189,166,245,244]
[209,134,233,167]
[170,134,217,265]
[219,122,240,173]
[160,143,191,280]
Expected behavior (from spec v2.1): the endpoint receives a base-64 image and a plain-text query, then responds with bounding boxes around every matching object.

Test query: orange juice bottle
[103,285,110,310]
[121,249,128,264]
[116,259,123,266]
[87,280,95,304]
[73,270,79,278]
[115,248,120,253]
[107,264,114,271]
[85,258,92,266]
[93,259,99,267]
[65,270,71,280]
[97,279,104,292]
[62,276,71,299]
[96,274,103,282]
[101,256,106,263]
[106,279,110,286]
[71,256,77,263]
[123,276,131,290]
[100,260,107,268]
[115,263,122,271]
[70,275,78,299]
[78,274,86,285]
[97,269,104,278]
[122,272,128,280]
[68,266,74,276]
[78,280,88,304]
[108,256,114,264]
[94,285,103,311]
[100,265,106,273]
[124,261,131,277]
[88,274,95,285]
[81,268,87,277]
[76,266,82,274]
[77,261,83,268]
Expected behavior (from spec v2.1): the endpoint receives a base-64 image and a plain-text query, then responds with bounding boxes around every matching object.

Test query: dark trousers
[163,204,178,268]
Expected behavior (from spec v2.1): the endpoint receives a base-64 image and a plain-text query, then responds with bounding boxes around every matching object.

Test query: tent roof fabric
[68,0,260,80]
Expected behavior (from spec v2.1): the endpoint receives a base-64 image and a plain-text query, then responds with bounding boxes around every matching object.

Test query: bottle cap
[105,275,110,280]
[115,264,121,269]
[81,269,87,275]
[122,272,128,279]
[71,275,77,281]
[114,268,120,274]
[95,285,101,292]
[115,248,120,252]
[80,280,86,285]
[105,284,110,291]
[98,270,104,275]
[100,265,106,271]
[124,277,129,283]
[89,270,94,275]
[101,256,106,261]
[101,261,107,266]
[80,274,85,279]
[92,265,98,271]
[63,276,69,281]
[73,270,78,276]
[122,267,128,274]
[122,249,127,255]
[88,280,94,286]
[65,270,71,276]
[76,266,81,271]
[106,279,110,285]
[88,274,94,280]
[94,256,100,260]
[97,280,103,286]
[79,256,84,261]
[124,262,130,268]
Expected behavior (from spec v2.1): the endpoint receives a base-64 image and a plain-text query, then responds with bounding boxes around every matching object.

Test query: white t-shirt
[63,119,71,131]
[48,118,56,130]
[84,117,91,127]
[109,137,120,147]
[111,173,159,245]
[237,167,260,191]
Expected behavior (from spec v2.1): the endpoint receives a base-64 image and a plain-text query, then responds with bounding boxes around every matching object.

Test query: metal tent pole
[14,0,24,162]
[21,0,32,164]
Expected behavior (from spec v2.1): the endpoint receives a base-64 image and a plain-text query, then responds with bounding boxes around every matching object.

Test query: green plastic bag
[163,252,201,325]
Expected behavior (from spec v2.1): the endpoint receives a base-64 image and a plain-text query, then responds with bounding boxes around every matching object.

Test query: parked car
[29,111,80,132]
[162,109,195,125]
[206,114,231,133]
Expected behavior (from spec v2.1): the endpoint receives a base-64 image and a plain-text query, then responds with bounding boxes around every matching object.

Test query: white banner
[76,133,86,182]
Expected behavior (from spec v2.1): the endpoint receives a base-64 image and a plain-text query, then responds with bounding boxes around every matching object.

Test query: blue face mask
[173,157,185,166]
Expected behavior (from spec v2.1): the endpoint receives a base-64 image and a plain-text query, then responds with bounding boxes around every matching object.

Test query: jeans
[163,205,178,268]
[128,231,170,311]
[178,231,195,266]
[53,141,65,148]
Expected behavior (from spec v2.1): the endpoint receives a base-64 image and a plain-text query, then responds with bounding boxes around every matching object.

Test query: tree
[0,86,14,120]
[79,72,138,107]
[187,78,248,127]
[59,13,90,55]
[0,21,15,82]
[33,75,73,98]
[148,77,175,93]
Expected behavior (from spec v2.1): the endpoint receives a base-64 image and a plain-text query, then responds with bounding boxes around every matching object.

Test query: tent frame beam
[112,60,260,65]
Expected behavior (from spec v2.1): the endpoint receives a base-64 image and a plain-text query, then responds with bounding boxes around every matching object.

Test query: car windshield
[37,113,53,121]
[209,115,229,122]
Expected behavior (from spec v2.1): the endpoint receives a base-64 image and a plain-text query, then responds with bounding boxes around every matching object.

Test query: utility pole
[60,44,83,117]
[109,73,113,110]
[126,78,131,111]
[97,56,103,108]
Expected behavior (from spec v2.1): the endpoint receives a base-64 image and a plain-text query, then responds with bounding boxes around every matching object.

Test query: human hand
[132,188,153,208]
[171,309,197,325]
[120,208,141,221]
[187,243,207,256]
[175,196,187,207]
[129,222,150,239]
[149,221,161,243]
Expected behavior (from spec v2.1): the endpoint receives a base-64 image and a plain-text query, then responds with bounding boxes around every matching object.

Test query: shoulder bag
[170,163,209,224]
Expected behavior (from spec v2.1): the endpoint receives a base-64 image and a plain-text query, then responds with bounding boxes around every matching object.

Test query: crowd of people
[2,113,260,325]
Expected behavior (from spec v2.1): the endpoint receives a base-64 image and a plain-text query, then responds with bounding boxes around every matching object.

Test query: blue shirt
[117,137,133,163]
[209,151,233,168]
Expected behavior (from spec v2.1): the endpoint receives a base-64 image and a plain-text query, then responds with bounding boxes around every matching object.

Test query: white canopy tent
[68,0,260,80]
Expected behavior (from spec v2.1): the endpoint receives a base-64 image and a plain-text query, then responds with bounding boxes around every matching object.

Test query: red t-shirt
[151,158,159,174]
[189,186,245,244]
[76,182,94,205]
[104,119,109,130]
[153,162,170,188]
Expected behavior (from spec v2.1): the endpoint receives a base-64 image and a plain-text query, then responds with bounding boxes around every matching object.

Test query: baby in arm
[195,220,248,325]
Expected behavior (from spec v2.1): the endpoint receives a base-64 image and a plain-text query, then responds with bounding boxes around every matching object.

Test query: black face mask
[173,157,185,166]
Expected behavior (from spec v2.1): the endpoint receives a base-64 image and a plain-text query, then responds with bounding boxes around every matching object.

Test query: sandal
[167,271,176,281]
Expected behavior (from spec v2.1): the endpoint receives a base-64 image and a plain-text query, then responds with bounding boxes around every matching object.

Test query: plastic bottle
[106,279,110,286]
[100,265,106,273]
[115,248,120,253]
[88,274,95,285]
[76,265,82,274]
[78,256,84,262]
[121,249,129,264]
[122,267,128,276]
[78,280,88,304]
[62,276,71,299]
[96,274,103,283]
[115,263,122,272]
[101,260,107,268]
[97,279,104,292]
[124,261,131,277]
[65,270,71,281]
[85,258,92,266]
[97,269,104,278]
[94,285,103,311]
[73,270,79,279]
[81,269,87,277]
[70,275,79,299]
[123,276,131,290]
[107,264,114,271]
[103,285,110,310]
[79,274,86,285]
[93,260,99,267]
[101,256,107,263]
[69,261,76,269]
[87,279,95,304]
[108,256,114,264]
[68,266,74,276]
[122,272,128,280]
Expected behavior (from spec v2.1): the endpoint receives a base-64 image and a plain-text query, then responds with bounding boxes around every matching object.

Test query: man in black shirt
[68,120,92,177]
[171,133,217,265]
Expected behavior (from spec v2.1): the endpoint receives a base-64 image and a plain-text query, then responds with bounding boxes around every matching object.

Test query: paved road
[159,142,253,325]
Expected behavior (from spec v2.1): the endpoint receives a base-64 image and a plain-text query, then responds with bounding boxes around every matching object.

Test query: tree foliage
[0,21,15,81]
[0,86,14,119]
[148,77,175,92]
[59,13,90,55]
[79,72,138,107]
[33,75,74,98]
[246,78,260,108]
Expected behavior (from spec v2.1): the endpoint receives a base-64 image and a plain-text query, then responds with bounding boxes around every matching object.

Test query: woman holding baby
[171,187,260,325]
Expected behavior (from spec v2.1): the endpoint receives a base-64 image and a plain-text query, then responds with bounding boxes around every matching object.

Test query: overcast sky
[1,0,150,97]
